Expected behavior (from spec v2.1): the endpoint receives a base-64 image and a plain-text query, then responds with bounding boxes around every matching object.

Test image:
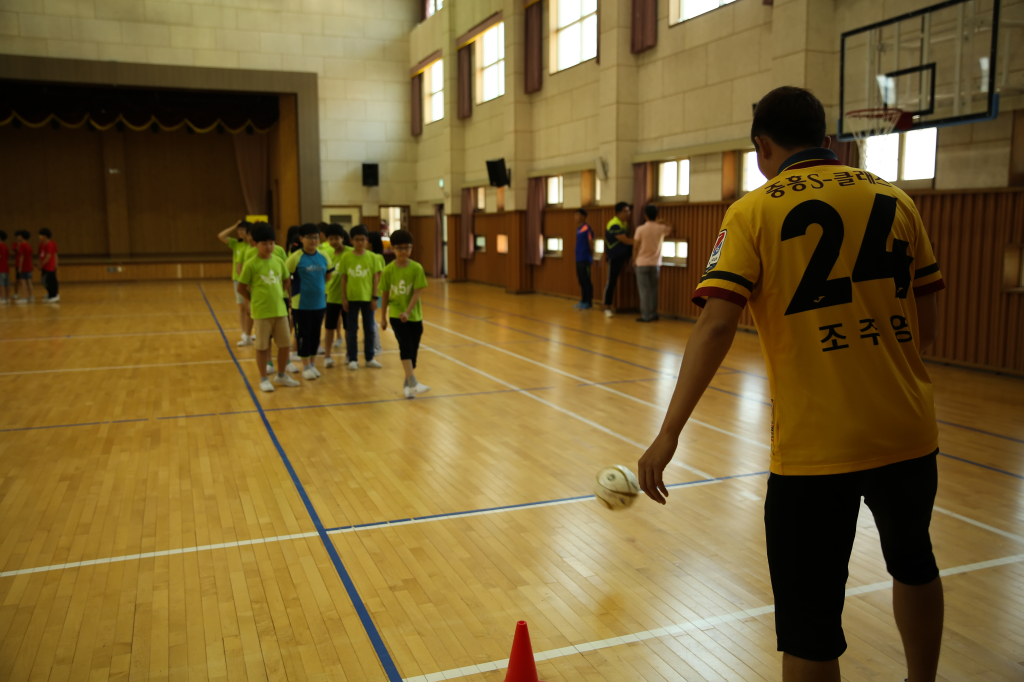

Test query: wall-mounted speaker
[362,163,379,187]
[486,158,510,187]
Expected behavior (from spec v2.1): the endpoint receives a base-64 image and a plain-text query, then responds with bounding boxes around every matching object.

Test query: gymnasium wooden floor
[0,279,1021,682]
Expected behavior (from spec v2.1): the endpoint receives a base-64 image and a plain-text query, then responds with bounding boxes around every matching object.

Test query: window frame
[1003,244,1024,292]
[669,0,736,26]
[739,149,767,196]
[550,0,598,74]
[426,0,443,19]
[475,187,486,211]
[475,22,506,104]
[544,236,564,258]
[659,238,689,268]
[864,129,937,190]
[474,234,487,253]
[546,175,564,205]
[422,58,445,126]
[656,159,691,201]
[496,234,509,254]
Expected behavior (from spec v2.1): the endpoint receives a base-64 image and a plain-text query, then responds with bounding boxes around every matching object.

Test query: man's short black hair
[751,86,827,150]
[325,224,345,238]
[299,223,319,237]
[390,229,413,246]
[39,228,52,238]
[250,222,275,243]
[350,224,368,238]
[0,231,7,241]
[644,205,658,221]
[16,230,30,239]
[576,208,588,218]
[614,201,630,214]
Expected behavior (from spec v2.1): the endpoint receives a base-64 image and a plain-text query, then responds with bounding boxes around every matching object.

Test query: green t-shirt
[381,260,427,322]
[318,243,335,258]
[238,255,288,320]
[339,249,383,302]
[228,237,249,281]
[246,244,285,263]
[325,245,349,305]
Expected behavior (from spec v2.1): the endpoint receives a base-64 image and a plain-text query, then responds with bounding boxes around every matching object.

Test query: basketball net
[843,107,908,167]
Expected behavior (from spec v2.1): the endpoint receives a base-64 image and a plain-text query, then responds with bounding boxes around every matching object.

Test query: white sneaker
[286,362,301,373]
[324,358,335,368]
[403,385,415,399]
[274,373,300,387]
[312,366,321,378]
[259,377,275,392]
[347,361,358,370]
[302,367,318,380]
[333,338,342,349]
[289,352,300,362]
[366,359,382,369]
[46,295,59,303]
[317,345,325,355]
[266,363,274,374]
[604,308,614,319]
[238,335,254,347]
[14,298,26,305]
[413,382,431,394]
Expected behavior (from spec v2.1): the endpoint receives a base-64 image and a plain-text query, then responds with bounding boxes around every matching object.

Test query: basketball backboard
[839,0,1003,141]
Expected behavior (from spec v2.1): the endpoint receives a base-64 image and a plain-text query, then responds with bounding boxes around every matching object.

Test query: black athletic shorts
[325,302,346,331]
[764,451,940,662]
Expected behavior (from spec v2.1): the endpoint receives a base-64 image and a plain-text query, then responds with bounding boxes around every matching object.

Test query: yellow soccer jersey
[693,148,945,476]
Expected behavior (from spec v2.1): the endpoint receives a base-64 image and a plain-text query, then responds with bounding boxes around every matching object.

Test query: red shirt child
[0,242,8,273]
[39,240,58,272]
[16,241,32,273]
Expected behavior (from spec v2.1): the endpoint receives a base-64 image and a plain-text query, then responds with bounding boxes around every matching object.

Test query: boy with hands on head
[237,222,300,393]
[380,229,429,398]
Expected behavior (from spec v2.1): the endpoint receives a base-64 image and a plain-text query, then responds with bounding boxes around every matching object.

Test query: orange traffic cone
[503,620,545,682]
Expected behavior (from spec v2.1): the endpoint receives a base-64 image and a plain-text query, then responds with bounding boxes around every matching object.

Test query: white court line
[0,329,220,342]
[0,531,321,578]
[425,321,768,457]
[402,552,1024,682]
[0,359,237,376]
[0,311,216,322]
[422,344,713,479]
[934,506,1024,544]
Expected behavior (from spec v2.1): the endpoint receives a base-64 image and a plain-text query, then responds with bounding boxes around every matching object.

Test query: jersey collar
[778,147,841,174]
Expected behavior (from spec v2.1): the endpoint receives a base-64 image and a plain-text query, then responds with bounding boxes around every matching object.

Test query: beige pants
[253,316,291,351]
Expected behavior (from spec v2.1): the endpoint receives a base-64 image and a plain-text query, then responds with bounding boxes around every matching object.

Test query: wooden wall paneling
[506,212,532,294]
[59,260,232,283]
[101,131,131,257]
[409,216,436,275]
[123,129,247,256]
[363,216,381,233]
[447,215,466,281]
[465,213,515,288]
[269,94,300,232]
[0,126,108,257]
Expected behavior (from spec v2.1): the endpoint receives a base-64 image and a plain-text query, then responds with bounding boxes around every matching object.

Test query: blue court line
[0,418,148,433]
[322,470,772,533]
[938,452,1024,480]
[430,294,769,379]
[936,420,1024,446]
[196,283,403,682]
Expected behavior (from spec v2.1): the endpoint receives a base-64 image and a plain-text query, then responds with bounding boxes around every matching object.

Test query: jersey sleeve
[284,250,301,273]
[692,206,760,309]
[911,216,945,297]
[414,264,428,289]
[379,267,392,292]
[238,260,254,286]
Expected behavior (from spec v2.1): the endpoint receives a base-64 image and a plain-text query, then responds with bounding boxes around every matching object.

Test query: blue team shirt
[575,223,594,263]
[289,250,332,310]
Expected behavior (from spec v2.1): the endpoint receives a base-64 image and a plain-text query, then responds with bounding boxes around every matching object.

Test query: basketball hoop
[844,107,913,166]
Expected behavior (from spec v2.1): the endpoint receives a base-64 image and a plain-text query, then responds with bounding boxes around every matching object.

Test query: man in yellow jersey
[638,87,945,682]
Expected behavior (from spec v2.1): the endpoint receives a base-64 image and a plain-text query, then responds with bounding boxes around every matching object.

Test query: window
[423,59,444,125]
[545,236,564,256]
[595,177,602,202]
[476,22,505,103]
[553,0,597,73]
[671,0,736,25]
[658,160,691,198]
[474,234,486,252]
[742,150,767,193]
[476,187,486,211]
[594,239,604,254]
[864,128,937,184]
[496,234,509,254]
[547,175,563,204]
[1003,244,1024,292]
[661,240,689,267]
[426,0,443,18]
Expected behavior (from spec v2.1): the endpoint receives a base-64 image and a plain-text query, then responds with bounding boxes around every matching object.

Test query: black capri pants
[293,308,325,359]
[325,302,347,332]
[390,318,423,368]
[764,451,940,662]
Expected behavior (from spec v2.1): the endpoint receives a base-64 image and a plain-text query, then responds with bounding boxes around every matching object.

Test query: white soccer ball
[594,465,641,510]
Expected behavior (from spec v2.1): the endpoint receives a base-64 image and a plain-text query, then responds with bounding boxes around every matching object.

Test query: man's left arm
[637,298,743,503]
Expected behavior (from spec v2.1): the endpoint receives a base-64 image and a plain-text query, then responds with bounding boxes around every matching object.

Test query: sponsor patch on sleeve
[704,229,727,275]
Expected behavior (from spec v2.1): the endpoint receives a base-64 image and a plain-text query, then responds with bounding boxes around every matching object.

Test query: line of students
[219,219,429,398]
[0,228,60,305]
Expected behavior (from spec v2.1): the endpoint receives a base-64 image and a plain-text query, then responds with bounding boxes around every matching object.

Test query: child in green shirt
[217,220,255,347]
[323,225,349,366]
[339,225,383,370]
[380,229,429,398]
[237,223,300,393]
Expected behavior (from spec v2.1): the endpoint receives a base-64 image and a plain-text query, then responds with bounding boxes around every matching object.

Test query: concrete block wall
[0,0,418,217]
